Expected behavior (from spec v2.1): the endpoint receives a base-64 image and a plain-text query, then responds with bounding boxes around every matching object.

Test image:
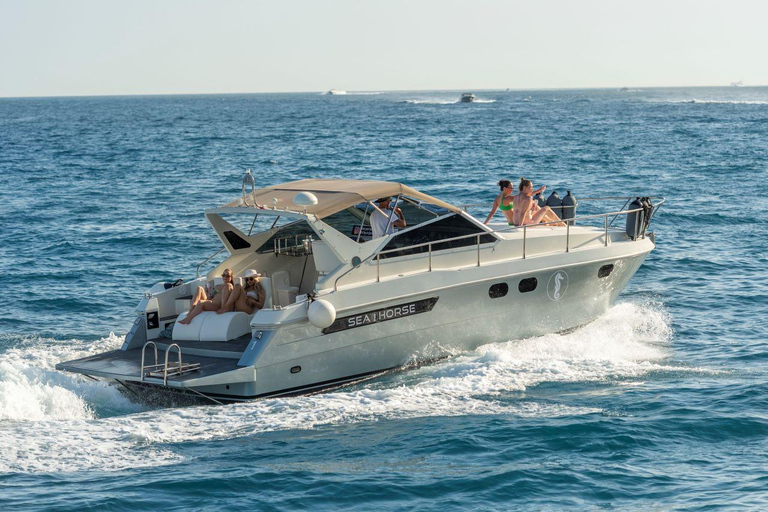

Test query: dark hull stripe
[127,365,402,403]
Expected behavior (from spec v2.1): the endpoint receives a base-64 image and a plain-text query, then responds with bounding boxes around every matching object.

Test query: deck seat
[272,271,298,306]
[172,276,272,342]
[173,311,250,342]
[198,311,250,341]
[172,311,206,341]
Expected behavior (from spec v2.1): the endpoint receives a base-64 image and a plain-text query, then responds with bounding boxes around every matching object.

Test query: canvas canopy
[222,179,460,219]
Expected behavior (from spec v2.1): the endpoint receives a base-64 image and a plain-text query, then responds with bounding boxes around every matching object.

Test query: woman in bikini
[218,269,265,314]
[512,178,564,227]
[179,268,235,324]
[484,179,547,225]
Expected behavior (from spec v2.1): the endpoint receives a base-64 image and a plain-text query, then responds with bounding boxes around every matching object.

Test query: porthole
[489,283,509,299]
[598,264,614,278]
[518,277,538,293]
[290,366,302,374]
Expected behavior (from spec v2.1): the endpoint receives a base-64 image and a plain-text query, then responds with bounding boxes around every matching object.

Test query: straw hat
[243,269,261,278]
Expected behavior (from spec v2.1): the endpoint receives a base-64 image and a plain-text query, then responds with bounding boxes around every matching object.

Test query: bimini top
[222,179,461,219]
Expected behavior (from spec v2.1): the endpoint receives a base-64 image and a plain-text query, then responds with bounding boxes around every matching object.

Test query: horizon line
[1,84,766,100]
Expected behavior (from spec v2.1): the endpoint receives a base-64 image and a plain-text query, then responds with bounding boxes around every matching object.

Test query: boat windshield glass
[379,213,495,259]
[253,220,316,254]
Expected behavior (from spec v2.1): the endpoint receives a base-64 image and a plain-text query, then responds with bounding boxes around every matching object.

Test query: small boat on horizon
[326,89,347,95]
[460,93,475,103]
[730,80,743,87]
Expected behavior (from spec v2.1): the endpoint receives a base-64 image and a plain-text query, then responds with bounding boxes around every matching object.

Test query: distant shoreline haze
[2,84,767,100]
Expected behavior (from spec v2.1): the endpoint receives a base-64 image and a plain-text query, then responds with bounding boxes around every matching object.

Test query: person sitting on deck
[178,268,235,324]
[370,197,406,238]
[484,179,546,225]
[512,178,564,227]
[217,269,265,315]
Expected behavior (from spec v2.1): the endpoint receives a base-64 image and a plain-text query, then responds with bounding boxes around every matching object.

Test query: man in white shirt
[370,197,406,238]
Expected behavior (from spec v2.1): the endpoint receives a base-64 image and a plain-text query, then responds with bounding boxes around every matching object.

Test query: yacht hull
[184,250,648,400]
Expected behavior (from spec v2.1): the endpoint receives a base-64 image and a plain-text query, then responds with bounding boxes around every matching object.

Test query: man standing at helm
[370,197,406,238]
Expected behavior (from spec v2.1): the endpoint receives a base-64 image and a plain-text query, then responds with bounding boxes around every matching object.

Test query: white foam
[658,99,768,105]
[0,333,141,422]
[0,300,701,474]
[403,98,496,104]
[403,99,458,105]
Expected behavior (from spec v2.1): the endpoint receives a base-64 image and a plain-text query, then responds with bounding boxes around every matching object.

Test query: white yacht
[460,93,475,103]
[57,173,663,403]
[326,89,347,95]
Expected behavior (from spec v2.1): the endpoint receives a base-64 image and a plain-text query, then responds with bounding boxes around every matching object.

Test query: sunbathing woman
[218,270,265,315]
[178,268,235,324]
[512,178,565,227]
[485,179,547,225]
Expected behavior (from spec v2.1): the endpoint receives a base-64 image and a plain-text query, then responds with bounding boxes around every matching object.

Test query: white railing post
[377,253,381,282]
[523,226,527,259]
[476,234,481,266]
[566,222,570,253]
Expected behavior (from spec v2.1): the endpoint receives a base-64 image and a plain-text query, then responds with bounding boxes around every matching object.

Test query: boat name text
[322,297,439,334]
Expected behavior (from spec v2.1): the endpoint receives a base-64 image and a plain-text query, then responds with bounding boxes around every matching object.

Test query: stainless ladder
[141,341,201,385]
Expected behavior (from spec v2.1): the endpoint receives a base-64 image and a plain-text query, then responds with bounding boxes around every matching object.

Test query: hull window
[598,264,614,278]
[518,277,537,293]
[489,283,509,298]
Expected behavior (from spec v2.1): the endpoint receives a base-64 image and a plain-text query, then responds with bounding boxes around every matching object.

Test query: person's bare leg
[215,283,234,314]
[180,301,205,324]
[218,284,242,314]
[539,206,565,226]
[234,294,254,315]
[188,285,207,312]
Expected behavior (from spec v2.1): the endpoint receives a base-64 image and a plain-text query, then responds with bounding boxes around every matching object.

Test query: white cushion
[172,311,204,341]
[172,310,251,342]
[199,311,250,341]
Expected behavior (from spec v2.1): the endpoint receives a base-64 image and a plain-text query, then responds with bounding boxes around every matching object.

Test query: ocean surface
[1,87,767,510]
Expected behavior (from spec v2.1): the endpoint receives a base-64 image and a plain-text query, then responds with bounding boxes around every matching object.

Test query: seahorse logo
[547,271,569,301]
[553,273,563,300]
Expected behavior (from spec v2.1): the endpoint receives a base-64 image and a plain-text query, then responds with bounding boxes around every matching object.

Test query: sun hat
[243,269,261,278]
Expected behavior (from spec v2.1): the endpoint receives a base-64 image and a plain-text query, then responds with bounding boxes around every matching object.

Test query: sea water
[1,88,767,509]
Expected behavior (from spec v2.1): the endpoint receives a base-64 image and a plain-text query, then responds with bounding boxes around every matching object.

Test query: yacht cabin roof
[222,179,460,219]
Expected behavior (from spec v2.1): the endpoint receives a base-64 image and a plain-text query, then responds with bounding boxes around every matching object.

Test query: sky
[1,0,766,98]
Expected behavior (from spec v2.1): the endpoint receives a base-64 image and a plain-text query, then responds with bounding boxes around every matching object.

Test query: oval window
[518,277,538,293]
[489,283,509,298]
[598,264,614,278]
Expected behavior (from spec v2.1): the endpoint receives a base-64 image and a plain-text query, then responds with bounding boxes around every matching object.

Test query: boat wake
[402,99,496,105]
[656,99,768,105]
[0,299,702,474]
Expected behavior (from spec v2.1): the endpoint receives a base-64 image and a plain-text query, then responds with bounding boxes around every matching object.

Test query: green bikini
[499,195,515,225]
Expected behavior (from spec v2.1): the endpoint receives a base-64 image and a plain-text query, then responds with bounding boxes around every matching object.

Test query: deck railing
[334,197,665,290]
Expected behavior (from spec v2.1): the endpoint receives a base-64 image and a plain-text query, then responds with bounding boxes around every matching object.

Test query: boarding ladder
[141,341,201,385]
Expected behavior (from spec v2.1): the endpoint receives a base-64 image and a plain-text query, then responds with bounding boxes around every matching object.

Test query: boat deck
[55,334,253,384]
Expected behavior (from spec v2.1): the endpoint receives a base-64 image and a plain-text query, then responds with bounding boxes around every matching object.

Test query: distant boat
[460,93,475,103]
[619,87,630,92]
[730,80,743,87]
[327,89,347,95]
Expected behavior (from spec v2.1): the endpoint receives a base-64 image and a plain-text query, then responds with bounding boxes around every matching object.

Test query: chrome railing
[334,197,664,290]
[196,247,226,278]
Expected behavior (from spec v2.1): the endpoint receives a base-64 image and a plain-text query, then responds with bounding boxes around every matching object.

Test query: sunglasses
[222,274,232,278]
[246,277,257,282]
